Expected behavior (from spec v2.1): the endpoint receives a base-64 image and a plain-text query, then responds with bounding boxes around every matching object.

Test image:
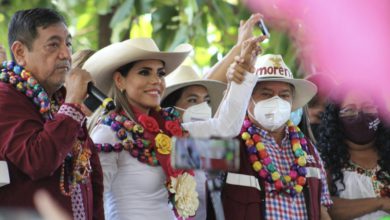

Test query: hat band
[255,66,292,78]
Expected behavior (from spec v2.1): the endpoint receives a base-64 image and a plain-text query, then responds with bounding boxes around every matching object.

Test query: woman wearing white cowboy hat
[83,37,263,220]
[161,65,226,122]
[161,65,226,220]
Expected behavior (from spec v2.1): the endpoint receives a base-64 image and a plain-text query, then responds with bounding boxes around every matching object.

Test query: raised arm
[204,13,263,83]
[184,36,265,138]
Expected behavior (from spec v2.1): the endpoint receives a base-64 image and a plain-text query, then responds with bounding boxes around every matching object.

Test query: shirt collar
[257,125,291,148]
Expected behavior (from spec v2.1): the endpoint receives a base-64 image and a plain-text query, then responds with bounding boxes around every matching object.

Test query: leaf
[110,0,134,28]
[111,17,132,42]
[134,0,153,14]
[169,24,189,50]
[95,0,111,14]
[77,13,93,29]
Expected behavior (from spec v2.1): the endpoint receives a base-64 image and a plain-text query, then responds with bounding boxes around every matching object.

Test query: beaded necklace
[0,61,63,120]
[240,118,308,197]
[96,107,198,218]
[0,61,91,196]
[95,106,187,166]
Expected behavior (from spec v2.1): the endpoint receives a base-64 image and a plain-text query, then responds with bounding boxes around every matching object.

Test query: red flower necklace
[95,107,187,166]
[240,117,308,197]
[95,107,198,218]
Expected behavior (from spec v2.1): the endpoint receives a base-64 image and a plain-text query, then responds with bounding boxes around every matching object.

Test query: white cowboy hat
[254,54,317,110]
[83,38,193,95]
[162,65,227,116]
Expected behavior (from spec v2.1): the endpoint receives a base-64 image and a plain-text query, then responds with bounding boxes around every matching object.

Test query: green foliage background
[0,0,299,75]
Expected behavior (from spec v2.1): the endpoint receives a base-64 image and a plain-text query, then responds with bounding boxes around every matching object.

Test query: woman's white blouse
[90,73,258,220]
[336,170,388,220]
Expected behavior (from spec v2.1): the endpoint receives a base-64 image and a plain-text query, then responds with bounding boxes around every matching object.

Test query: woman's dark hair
[8,8,66,58]
[298,105,317,144]
[117,62,136,77]
[161,88,184,108]
[318,99,390,196]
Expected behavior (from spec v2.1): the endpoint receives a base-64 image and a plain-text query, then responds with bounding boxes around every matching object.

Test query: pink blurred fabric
[244,0,390,119]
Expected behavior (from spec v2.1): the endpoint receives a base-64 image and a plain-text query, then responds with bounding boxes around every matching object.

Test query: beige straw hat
[83,38,193,95]
[163,65,227,115]
[254,54,317,110]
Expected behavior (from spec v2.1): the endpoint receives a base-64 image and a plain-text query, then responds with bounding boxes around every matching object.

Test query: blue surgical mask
[290,107,303,125]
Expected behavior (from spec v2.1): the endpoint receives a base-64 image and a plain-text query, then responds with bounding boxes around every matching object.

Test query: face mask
[340,112,380,145]
[175,102,212,123]
[250,96,292,131]
[290,107,303,125]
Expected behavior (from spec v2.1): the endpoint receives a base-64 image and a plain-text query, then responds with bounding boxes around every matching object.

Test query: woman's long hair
[318,100,390,196]
[87,62,136,132]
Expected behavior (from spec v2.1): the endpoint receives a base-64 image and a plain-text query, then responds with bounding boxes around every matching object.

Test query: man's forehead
[36,23,71,41]
[255,81,294,92]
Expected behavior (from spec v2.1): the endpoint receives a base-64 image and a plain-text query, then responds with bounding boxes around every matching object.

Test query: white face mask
[175,102,212,123]
[249,96,292,131]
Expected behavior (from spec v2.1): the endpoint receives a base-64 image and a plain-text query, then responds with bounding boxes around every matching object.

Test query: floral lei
[96,107,184,165]
[96,107,199,218]
[0,61,92,196]
[240,117,308,197]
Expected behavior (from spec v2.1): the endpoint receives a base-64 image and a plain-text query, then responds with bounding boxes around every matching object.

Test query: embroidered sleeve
[57,103,85,124]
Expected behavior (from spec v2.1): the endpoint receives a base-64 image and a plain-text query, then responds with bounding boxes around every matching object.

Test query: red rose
[165,120,183,137]
[138,114,160,133]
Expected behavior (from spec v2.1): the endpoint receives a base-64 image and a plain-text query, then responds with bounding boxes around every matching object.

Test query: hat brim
[83,41,192,95]
[163,79,227,116]
[257,77,318,110]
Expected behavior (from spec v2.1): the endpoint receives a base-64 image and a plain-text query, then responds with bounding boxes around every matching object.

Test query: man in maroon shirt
[0,8,104,220]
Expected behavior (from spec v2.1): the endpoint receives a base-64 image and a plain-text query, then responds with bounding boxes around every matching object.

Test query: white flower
[169,173,199,218]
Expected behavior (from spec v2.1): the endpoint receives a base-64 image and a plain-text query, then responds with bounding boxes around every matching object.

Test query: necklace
[95,107,187,166]
[0,61,64,120]
[1,61,91,196]
[240,118,308,197]
[95,107,198,218]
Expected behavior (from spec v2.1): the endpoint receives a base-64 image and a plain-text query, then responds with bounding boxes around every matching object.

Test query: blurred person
[84,37,262,220]
[318,87,390,220]
[305,73,336,143]
[71,49,96,117]
[221,54,332,220]
[161,65,226,220]
[72,49,95,69]
[34,190,72,220]
[0,8,104,220]
[0,44,7,63]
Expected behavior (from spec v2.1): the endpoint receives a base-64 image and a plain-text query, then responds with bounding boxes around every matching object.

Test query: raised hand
[64,67,92,104]
[237,13,263,47]
[227,36,267,84]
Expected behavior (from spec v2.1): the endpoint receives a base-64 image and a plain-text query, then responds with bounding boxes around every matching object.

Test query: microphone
[84,82,116,112]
